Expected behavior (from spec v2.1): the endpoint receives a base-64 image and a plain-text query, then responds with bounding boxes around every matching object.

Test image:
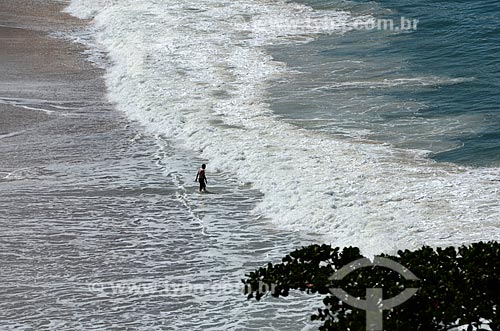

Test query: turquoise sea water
[269,0,500,166]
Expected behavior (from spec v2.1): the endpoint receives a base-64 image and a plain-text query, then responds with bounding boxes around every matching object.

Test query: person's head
[201,164,206,169]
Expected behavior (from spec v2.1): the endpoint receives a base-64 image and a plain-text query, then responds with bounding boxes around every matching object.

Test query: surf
[65,0,500,255]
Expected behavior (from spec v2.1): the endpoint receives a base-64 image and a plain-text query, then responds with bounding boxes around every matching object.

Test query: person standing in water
[195,164,208,192]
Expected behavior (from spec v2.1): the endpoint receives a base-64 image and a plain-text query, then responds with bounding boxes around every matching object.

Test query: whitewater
[65,0,500,255]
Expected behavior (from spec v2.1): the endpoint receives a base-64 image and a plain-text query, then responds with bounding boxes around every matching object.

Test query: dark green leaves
[243,241,500,331]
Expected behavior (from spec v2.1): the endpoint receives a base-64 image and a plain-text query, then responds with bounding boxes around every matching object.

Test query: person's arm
[195,170,199,182]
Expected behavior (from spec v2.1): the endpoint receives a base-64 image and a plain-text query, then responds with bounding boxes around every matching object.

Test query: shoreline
[1,1,498,330]
[0,4,320,330]
[0,2,177,327]
[0,0,108,144]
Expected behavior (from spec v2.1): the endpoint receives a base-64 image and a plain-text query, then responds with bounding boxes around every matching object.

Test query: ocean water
[58,0,500,329]
[65,0,500,251]
[272,0,500,166]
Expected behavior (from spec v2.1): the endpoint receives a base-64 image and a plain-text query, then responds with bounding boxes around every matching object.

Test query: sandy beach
[0,2,320,329]
[0,0,109,170]
[0,1,173,328]
[4,0,497,330]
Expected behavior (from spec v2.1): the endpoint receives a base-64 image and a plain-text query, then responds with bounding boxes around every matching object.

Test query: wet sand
[0,1,172,327]
[0,2,323,330]
[0,0,112,170]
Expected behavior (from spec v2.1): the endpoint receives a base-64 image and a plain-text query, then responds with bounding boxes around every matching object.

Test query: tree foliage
[243,241,500,331]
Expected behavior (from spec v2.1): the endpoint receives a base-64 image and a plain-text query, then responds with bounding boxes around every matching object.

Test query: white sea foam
[0,131,26,140]
[0,97,81,115]
[65,0,500,255]
[314,76,476,90]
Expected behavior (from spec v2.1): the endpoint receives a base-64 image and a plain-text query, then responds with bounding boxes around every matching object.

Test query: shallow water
[63,0,500,254]
[0,98,325,330]
[1,0,499,329]
[0,5,324,329]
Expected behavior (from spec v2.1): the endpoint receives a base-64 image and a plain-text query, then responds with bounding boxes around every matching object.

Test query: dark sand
[0,0,111,171]
[0,1,174,327]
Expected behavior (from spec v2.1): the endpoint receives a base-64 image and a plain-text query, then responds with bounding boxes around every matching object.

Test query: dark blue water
[269,0,500,166]
[384,0,500,165]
